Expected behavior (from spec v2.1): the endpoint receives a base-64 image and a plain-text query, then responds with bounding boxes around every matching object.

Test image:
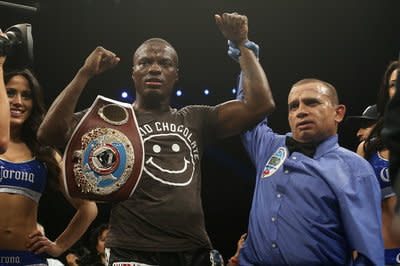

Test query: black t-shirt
[74,105,219,251]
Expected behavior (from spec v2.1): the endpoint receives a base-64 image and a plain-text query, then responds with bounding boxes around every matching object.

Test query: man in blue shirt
[229,42,384,265]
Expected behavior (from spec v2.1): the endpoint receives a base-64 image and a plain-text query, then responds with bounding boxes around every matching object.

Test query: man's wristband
[227,40,259,62]
[229,257,239,264]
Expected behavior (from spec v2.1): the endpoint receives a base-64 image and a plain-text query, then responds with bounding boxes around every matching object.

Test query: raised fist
[215,12,248,45]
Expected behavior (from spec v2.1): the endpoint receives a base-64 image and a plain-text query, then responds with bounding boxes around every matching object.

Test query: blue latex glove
[227,40,259,62]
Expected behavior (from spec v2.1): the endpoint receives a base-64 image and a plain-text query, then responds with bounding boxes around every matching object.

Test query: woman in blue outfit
[0,68,97,265]
[357,60,400,265]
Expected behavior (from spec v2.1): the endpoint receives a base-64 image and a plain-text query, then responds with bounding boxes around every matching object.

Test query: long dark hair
[364,61,399,160]
[4,69,60,189]
[377,61,398,115]
[88,223,109,254]
[77,223,109,266]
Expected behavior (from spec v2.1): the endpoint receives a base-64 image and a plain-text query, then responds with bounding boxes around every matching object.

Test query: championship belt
[63,95,144,201]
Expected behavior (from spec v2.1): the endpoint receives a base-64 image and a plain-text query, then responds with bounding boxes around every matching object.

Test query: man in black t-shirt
[38,12,275,266]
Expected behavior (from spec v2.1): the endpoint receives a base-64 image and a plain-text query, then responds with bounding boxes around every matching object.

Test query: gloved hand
[227,40,259,62]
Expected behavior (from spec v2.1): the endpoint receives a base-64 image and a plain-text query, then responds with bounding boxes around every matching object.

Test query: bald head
[133,38,179,67]
[291,78,339,105]
[288,78,346,143]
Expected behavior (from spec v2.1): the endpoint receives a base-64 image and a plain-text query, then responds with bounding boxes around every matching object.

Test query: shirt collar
[314,135,339,159]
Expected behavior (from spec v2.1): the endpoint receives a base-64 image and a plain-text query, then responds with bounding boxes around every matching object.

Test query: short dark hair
[292,78,339,105]
[133,38,179,67]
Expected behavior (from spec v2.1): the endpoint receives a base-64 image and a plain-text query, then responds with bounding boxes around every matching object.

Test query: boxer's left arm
[26,152,98,257]
[214,12,275,138]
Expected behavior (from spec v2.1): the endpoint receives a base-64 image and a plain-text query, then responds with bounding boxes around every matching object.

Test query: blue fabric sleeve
[353,253,376,266]
[336,159,384,265]
[236,72,275,169]
[236,72,244,101]
[240,120,274,168]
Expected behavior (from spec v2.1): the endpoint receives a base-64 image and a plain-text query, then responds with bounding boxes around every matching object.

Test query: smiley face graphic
[143,133,195,186]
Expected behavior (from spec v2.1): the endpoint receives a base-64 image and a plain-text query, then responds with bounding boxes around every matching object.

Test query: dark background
[2,0,400,262]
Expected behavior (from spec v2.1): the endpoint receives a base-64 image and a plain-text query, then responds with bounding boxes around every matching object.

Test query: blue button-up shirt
[236,74,384,265]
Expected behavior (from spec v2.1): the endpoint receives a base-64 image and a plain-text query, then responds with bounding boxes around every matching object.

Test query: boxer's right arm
[37,46,120,148]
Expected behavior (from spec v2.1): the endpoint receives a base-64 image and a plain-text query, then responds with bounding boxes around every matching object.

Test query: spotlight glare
[204,89,210,95]
[121,91,128,98]
[176,89,183,96]
[232,88,237,94]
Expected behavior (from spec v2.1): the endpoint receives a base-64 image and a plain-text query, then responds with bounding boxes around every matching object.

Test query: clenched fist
[80,46,120,78]
[215,12,248,46]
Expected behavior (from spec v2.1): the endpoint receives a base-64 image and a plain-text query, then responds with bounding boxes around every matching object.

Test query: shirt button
[284,170,289,174]
[292,156,297,160]
[277,194,281,198]
[271,217,276,222]
[272,243,277,248]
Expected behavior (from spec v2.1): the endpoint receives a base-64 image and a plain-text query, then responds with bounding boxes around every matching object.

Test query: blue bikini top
[369,152,394,200]
[0,157,47,203]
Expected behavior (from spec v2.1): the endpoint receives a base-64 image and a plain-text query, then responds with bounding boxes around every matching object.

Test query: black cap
[345,104,379,128]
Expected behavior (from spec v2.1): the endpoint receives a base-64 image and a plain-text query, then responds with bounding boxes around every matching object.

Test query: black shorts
[105,247,224,266]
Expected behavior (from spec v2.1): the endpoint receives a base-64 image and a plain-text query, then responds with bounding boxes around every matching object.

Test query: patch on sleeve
[262,147,287,178]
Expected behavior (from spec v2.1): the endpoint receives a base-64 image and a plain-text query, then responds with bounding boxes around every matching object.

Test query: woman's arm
[0,30,10,154]
[356,141,366,158]
[27,152,98,257]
